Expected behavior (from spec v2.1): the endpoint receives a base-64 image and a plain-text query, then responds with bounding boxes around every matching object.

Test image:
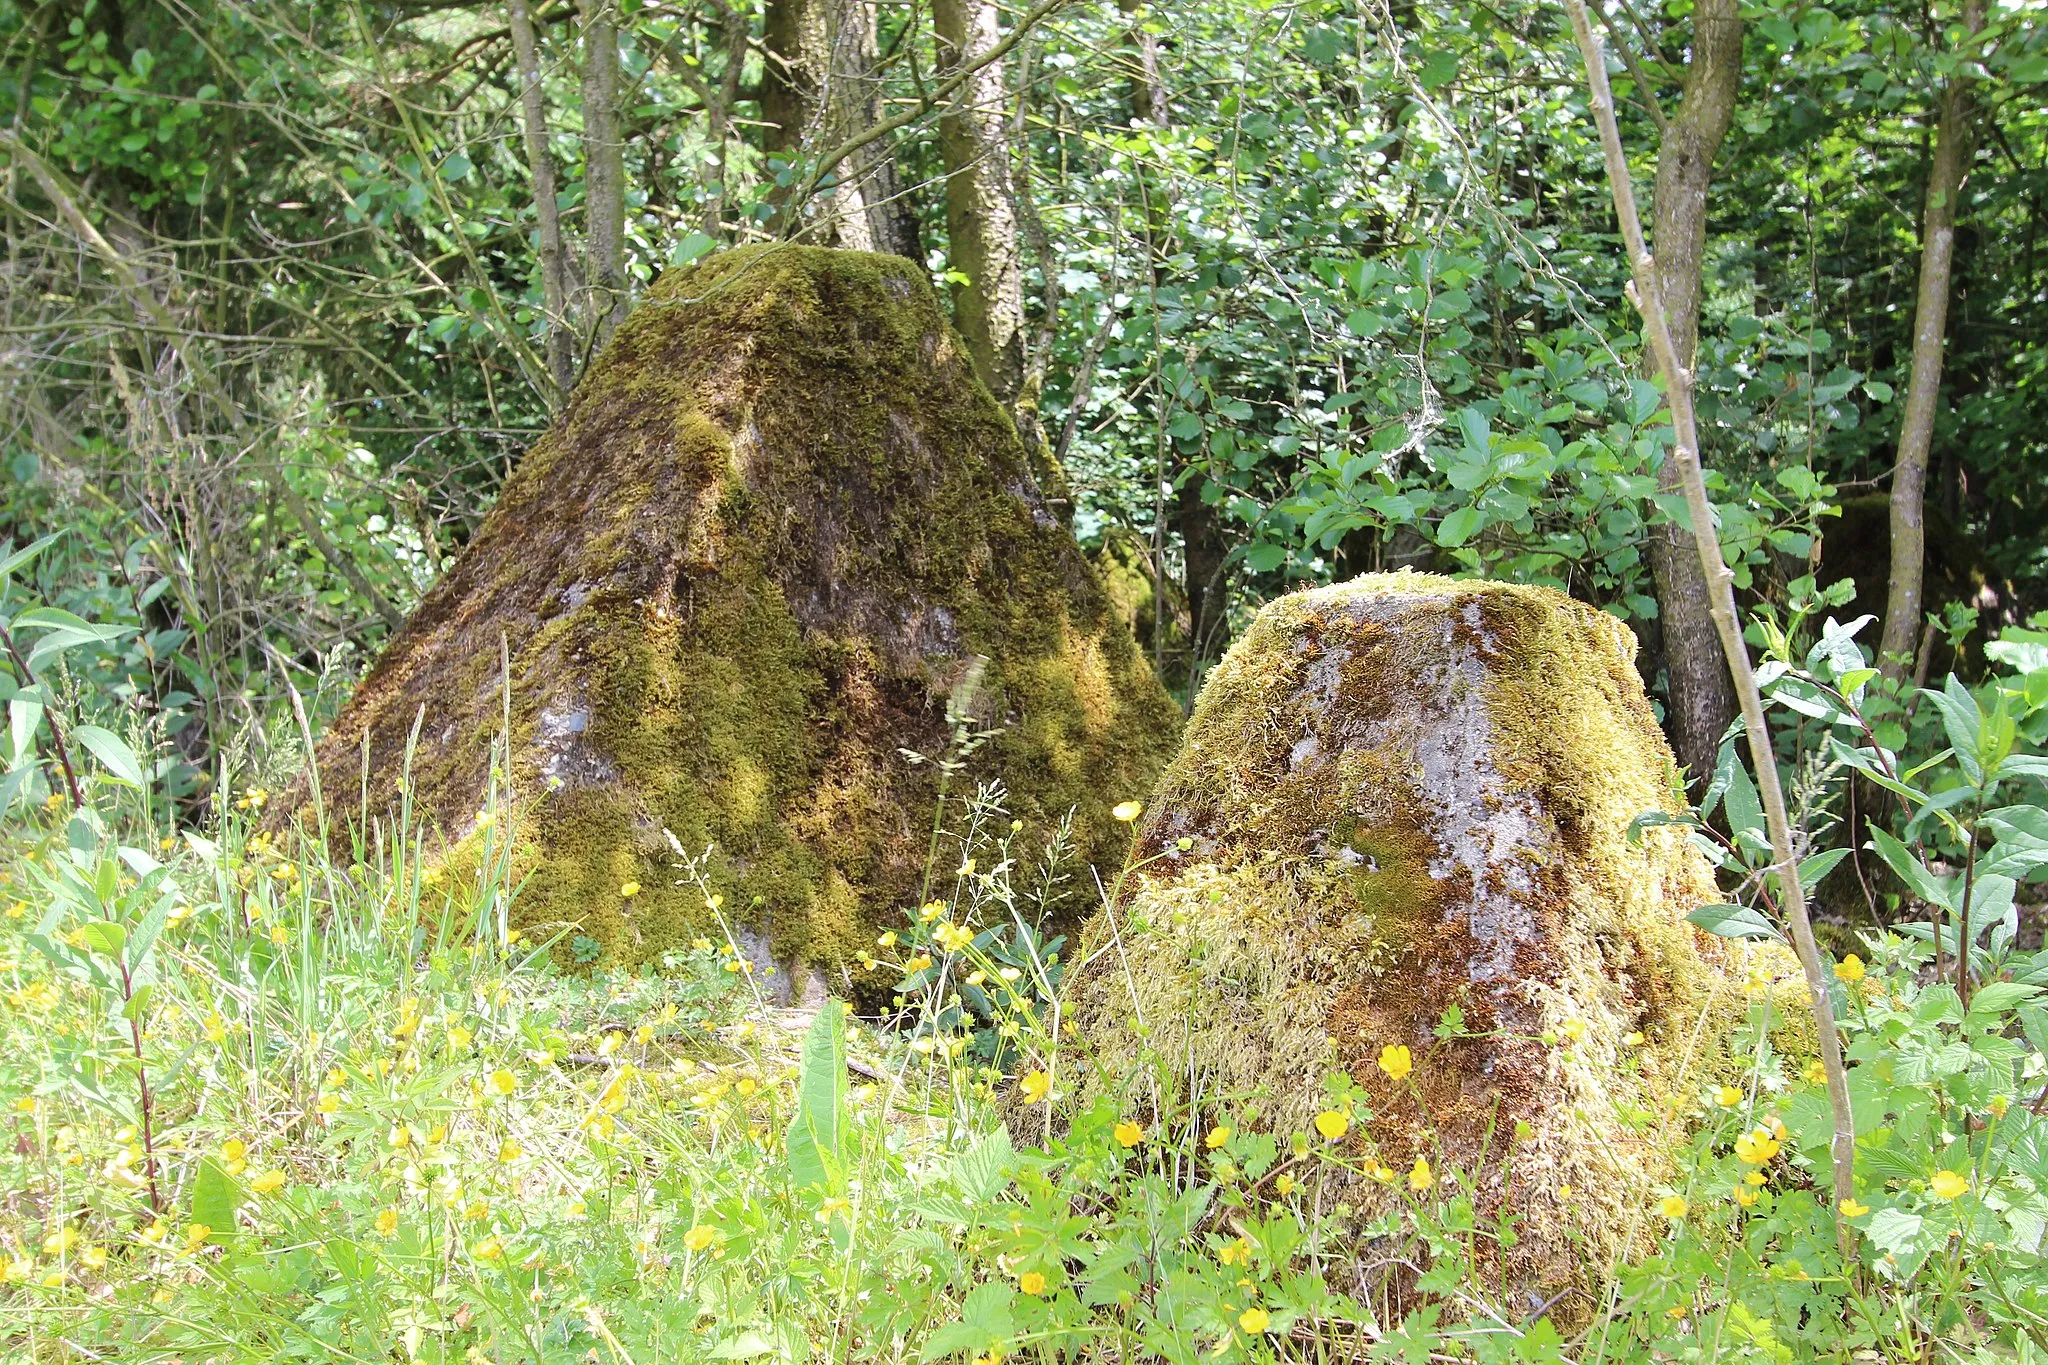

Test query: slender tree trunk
[1880,0,1985,681]
[761,0,921,259]
[1642,0,1741,786]
[508,0,576,398]
[1117,1,1224,682]
[580,0,628,339]
[935,0,1025,404]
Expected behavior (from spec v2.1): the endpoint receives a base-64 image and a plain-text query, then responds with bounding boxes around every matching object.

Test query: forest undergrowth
[3,587,2048,1362]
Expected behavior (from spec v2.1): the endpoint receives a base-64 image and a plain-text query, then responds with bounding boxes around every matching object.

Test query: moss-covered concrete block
[272,246,1182,989]
[1058,572,1798,1310]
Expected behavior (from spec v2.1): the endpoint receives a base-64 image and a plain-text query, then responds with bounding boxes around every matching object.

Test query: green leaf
[784,1006,848,1196]
[1869,827,1953,911]
[191,1155,239,1243]
[0,531,63,583]
[78,920,127,959]
[73,726,148,788]
[1435,506,1481,548]
[1967,981,2040,1021]
[1797,846,1852,890]
[1722,746,1764,840]
[921,1281,1017,1360]
[1686,903,1782,941]
[1241,542,1287,573]
[1416,50,1458,91]
[1344,308,1385,338]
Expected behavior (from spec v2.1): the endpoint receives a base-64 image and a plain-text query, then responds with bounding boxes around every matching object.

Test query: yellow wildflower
[489,1069,516,1096]
[683,1224,719,1252]
[498,1140,521,1164]
[1019,1070,1051,1104]
[1733,1128,1781,1165]
[1716,1085,1742,1108]
[1659,1195,1689,1219]
[1239,1307,1270,1334]
[1839,1198,1870,1217]
[1018,1270,1047,1296]
[1930,1170,1969,1201]
[1377,1044,1413,1082]
[1112,800,1143,822]
[1833,955,1866,983]
[1275,1173,1297,1196]
[1407,1156,1433,1192]
[1313,1109,1350,1141]
[619,882,640,899]
[1114,1119,1144,1148]
[1205,1125,1232,1150]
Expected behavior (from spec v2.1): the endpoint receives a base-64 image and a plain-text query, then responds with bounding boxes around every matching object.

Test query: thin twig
[1563,0,1858,1259]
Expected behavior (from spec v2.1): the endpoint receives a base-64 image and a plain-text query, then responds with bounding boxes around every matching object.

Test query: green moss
[271,246,1181,985]
[1058,572,1803,1319]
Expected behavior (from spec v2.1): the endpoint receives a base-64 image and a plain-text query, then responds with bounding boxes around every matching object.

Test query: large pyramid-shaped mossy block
[274,246,1182,987]
[1056,573,1797,1308]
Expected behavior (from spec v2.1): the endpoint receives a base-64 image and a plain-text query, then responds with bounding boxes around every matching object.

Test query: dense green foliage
[5,0,2048,1356]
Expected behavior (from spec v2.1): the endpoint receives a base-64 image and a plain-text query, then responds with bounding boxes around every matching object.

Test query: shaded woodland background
[2,0,2046,799]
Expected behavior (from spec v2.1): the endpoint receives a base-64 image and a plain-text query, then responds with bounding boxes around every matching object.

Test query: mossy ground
[270,246,1181,987]
[1058,572,1804,1317]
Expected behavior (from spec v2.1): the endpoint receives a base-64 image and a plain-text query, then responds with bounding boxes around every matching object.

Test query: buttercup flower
[1112,801,1143,822]
[1314,1109,1350,1141]
[1716,1085,1742,1108]
[1018,1270,1047,1296]
[1407,1156,1433,1192]
[1114,1119,1144,1148]
[1833,955,1865,983]
[1839,1198,1870,1217]
[1930,1170,1969,1201]
[684,1224,719,1252]
[1205,1125,1232,1149]
[1239,1307,1270,1333]
[1377,1044,1413,1082]
[1659,1195,1689,1220]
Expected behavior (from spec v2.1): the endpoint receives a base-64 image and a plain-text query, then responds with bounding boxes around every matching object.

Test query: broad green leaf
[784,1006,848,1196]
[74,726,148,788]
[1435,506,1480,548]
[191,1156,239,1244]
[921,1281,1017,1360]
[1966,981,2041,1021]
[78,920,127,959]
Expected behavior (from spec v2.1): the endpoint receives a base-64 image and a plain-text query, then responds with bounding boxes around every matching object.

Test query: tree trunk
[508,0,576,398]
[760,0,921,259]
[1643,0,1741,786]
[1880,0,1985,681]
[580,0,629,338]
[935,0,1025,404]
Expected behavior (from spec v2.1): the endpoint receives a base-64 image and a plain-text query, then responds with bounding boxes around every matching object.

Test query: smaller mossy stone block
[1056,572,1802,1315]
[269,246,1182,990]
